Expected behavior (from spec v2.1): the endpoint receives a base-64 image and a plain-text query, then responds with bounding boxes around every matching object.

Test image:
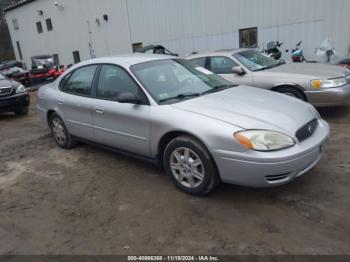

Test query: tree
[0,0,20,60]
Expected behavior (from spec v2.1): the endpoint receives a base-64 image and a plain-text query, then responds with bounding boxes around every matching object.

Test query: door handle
[57,100,64,105]
[95,108,105,114]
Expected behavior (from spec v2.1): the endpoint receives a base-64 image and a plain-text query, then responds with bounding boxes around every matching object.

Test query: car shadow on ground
[316,105,349,121]
[0,112,26,121]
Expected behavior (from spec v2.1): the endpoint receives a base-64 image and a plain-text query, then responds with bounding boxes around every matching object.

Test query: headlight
[311,78,346,89]
[15,84,26,94]
[234,130,295,151]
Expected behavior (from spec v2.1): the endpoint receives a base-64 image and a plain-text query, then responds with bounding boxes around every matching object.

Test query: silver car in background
[37,55,330,195]
[188,49,350,106]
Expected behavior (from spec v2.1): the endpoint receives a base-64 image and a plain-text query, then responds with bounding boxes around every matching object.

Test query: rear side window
[61,65,97,96]
[209,56,238,74]
[190,57,207,68]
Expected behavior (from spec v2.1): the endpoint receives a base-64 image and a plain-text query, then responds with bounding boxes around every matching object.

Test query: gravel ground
[0,90,349,255]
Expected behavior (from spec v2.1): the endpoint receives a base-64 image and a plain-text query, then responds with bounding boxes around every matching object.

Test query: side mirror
[117,92,140,104]
[232,66,246,75]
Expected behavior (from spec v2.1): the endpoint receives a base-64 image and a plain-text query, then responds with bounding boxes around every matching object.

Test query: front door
[208,56,254,86]
[92,64,151,157]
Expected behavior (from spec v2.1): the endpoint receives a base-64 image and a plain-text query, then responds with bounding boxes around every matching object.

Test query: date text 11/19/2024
[127,255,220,261]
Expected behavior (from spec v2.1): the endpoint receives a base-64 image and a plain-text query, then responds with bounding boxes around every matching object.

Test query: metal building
[4,0,350,67]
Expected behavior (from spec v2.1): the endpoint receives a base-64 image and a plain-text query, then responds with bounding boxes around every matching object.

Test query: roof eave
[3,0,36,13]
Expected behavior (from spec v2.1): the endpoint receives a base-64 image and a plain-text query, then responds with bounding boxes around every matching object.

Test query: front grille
[296,119,318,142]
[0,87,13,96]
[266,173,291,182]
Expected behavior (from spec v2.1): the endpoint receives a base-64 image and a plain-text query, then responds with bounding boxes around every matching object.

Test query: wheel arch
[270,83,307,101]
[47,109,56,124]
[47,109,66,127]
[157,130,211,165]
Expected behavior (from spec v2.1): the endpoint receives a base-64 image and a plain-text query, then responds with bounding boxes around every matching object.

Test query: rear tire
[49,112,77,149]
[275,86,306,101]
[163,136,220,196]
[15,107,28,116]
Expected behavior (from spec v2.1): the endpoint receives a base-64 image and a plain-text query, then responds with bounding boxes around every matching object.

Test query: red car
[30,55,66,81]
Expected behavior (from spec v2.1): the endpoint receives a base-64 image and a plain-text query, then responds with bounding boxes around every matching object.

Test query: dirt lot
[0,90,349,255]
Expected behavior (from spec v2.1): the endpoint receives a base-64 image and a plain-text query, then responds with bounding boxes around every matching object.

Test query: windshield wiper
[201,84,236,95]
[159,92,201,103]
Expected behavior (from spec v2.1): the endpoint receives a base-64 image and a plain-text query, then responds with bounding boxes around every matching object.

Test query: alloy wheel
[170,147,205,188]
[52,117,67,146]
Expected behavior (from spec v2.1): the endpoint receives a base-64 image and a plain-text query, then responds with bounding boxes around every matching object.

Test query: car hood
[261,62,350,79]
[0,79,14,88]
[171,86,316,137]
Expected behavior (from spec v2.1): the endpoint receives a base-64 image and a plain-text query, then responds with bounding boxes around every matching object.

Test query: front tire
[163,136,220,196]
[49,113,77,149]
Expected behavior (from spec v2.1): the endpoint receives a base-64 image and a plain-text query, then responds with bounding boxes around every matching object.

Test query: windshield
[0,72,6,80]
[233,50,280,71]
[131,59,233,104]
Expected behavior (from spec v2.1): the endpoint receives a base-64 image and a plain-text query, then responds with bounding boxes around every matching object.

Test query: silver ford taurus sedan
[188,49,350,106]
[37,55,330,195]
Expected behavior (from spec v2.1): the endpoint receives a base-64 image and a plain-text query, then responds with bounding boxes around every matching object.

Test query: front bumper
[212,120,330,188]
[305,84,350,106]
[0,93,30,113]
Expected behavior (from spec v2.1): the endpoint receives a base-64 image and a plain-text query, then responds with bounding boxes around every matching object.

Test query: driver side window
[97,65,140,101]
[209,56,238,74]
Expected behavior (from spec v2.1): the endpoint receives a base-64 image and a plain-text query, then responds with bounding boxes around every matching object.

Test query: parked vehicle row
[264,39,348,67]
[3,41,349,195]
[37,55,331,195]
[0,55,69,86]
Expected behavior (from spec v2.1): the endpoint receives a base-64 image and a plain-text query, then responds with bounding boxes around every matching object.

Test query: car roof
[77,53,176,67]
[186,48,252,59]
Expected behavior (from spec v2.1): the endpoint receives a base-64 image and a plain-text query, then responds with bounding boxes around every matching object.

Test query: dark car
[0,72,30,115]
[135,45,179,56]
[0,60,31,85]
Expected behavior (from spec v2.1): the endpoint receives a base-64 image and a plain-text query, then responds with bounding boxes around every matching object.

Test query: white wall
[5,0,132,67]
[5,0,350,66]
[127,0,350,59]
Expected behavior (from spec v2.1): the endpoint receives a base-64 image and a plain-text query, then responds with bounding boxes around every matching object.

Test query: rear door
[92,64,151,156]
[57,65,98,141]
